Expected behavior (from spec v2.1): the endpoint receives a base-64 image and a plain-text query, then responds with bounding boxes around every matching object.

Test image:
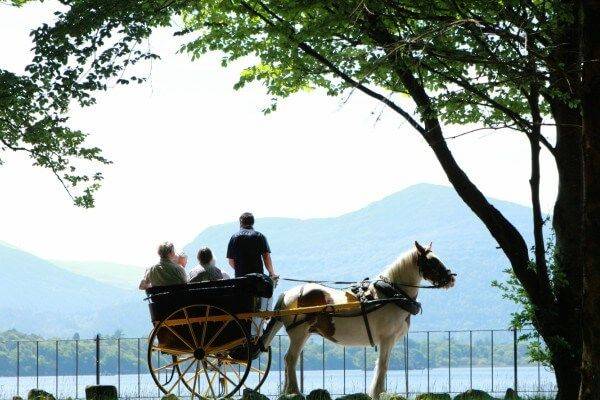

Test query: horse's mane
[381,248,421,286]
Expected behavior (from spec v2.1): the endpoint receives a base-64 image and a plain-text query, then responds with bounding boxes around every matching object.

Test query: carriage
[146,274,363,399]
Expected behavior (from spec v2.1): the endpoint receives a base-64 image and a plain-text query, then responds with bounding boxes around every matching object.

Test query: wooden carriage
[146,275,274,400]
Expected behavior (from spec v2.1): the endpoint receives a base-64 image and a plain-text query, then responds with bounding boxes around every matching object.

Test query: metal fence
[0,329,556,399]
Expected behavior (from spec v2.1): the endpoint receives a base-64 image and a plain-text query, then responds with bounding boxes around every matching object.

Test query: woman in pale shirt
[139,242,188,290]
[188,247,229,283]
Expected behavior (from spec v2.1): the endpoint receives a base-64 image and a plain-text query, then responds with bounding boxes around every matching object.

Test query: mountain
[183,183,535,331]
[0,243,148,337]
[0,184,534,337]
[51,260,146,290]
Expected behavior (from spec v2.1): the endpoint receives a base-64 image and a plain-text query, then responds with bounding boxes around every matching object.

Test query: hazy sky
[0,2,558,266]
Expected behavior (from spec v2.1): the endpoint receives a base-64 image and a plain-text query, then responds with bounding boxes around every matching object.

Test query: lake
[0,366,556,399]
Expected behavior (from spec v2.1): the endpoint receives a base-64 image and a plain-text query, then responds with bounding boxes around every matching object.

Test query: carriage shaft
[162,301,362,327]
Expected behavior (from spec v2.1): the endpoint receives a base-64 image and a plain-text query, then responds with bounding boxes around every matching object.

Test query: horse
[260,241,456,399]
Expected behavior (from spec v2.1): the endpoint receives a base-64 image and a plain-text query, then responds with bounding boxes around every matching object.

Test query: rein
[280,276,447,289]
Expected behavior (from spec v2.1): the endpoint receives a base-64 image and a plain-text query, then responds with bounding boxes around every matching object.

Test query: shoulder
[189,265,204,274]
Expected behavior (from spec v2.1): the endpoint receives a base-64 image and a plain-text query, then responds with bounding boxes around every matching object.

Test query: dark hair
[198,247,213,265]
[240,212,254,227]
[158,242,175,259]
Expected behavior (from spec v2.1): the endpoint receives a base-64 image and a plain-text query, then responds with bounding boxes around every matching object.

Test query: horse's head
[415,241,456,288]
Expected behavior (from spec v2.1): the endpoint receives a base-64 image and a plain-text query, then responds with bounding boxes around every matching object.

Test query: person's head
[197,247,214,266]
[240,212,254,228]
[177,253,188,267]
[157,242,176,261]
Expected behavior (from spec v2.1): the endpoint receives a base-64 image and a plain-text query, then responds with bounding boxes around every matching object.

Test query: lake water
[0,367,556,399]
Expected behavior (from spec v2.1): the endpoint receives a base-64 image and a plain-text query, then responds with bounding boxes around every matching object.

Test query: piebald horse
[260,242,456,399]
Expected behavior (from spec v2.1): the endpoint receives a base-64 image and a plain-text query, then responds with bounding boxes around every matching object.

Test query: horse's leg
[369,337,394,400]
[284,325,310,394]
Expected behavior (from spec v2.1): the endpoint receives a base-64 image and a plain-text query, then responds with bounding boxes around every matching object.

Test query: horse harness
[285,277,422,347]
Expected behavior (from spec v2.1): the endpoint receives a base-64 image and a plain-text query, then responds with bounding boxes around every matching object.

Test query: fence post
[364,346,367,393]
[16,341,20,397]
[117,338,121,395]
[55,341,59,398]
[343,346,346,395]
[137,338,141,399]
[278,335,282,393]
[36,341,39,389]
[427,331,430,393]
[513,328,518,395]
[405,335,409,399]
[469,330,473,390]
[448,331,451,394]
[300,351,304,394]
[322,337,325,389]
[76,340,79,399]
[95,334,100,385]
[491,330,494,393]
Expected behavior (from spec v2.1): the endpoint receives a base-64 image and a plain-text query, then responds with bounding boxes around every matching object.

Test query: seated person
[177,252,188,268]
[139,242,188,290]
[188,247,229,283]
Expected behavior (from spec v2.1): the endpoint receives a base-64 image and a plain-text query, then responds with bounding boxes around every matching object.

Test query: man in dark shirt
[227,212,277,278]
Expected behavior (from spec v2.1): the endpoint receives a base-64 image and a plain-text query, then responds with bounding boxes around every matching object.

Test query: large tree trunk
[550,106,584,400]
[544,0,584,396]
[579,0,600,397]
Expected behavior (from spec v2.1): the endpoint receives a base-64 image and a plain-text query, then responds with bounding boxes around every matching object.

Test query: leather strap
[360,302,375,347]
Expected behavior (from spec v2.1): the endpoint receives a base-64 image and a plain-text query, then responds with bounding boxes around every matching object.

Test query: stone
[243,389,270,400]
[503,389,519,400]
[453,390,494,400]
[85,385,118,400]
[307,389,332,400]
[278,394,306,400]
[27,389,56,400]
[335,394,372,400]
[379,393,407,400]
[415,394,452,400]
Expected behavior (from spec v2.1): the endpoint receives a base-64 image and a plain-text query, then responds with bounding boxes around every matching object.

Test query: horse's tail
[259,293,285,349]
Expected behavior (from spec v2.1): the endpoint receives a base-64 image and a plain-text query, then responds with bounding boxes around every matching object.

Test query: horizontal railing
[0,329,556,399]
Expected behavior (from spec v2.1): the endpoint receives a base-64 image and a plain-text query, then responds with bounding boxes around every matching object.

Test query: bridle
[414,250,456,289]
[280,250,456,289]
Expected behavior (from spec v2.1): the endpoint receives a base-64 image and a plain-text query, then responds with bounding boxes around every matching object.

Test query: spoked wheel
[148,304,252,399]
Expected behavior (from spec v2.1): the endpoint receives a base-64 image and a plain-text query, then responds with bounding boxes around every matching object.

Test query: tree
[22,0,589,398]
[0,1,110,208]
[580,0,600,398]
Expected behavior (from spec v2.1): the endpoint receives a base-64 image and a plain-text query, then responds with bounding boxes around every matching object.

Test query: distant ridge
[0,184,532,336]
[184,183,533,331]
[51,260,145,290]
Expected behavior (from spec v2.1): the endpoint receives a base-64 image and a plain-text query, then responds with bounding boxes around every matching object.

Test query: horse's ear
[427,242,433,251]
[415,241,426,254]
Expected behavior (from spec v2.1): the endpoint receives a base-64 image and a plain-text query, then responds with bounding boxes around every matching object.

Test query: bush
[243,389,270,400]
[307,389,332,400]
[27,390,56,400]
[278,394,306,400]
[335,394,372,400]
[415,394,451,400]
[453,390,494,400]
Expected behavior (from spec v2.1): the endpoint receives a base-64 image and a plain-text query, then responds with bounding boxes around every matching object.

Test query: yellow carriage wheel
[148,304,252,399]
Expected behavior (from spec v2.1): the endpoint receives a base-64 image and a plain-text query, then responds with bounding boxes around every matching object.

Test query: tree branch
[238,0,427,134]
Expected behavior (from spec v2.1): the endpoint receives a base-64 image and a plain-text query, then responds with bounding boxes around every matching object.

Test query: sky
[0,1,558,267]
